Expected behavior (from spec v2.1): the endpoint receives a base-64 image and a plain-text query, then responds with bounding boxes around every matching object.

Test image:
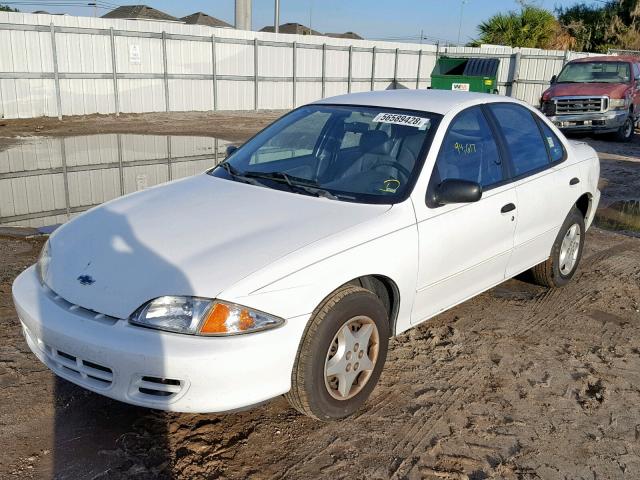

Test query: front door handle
[570,177,580,185]
[501,203,516,213]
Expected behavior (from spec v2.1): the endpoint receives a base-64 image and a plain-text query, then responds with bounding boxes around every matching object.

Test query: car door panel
[505,169,562,277]
[412,185,517,324]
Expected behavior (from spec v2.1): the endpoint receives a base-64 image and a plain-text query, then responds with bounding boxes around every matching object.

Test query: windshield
[208,105,440,204]
[556,61,631,84]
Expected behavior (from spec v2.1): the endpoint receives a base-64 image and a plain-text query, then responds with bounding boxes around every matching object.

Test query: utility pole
[235,0,252,31]
[420,28,423,44]
[274,0,280,33]
[457,0,468,46]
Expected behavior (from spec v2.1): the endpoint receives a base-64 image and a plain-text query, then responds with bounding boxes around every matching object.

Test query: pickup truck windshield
[209,105,440,204]
[556,61,631,84]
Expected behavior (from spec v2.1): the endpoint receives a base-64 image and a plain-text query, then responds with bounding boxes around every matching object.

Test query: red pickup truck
[540,55,640,141]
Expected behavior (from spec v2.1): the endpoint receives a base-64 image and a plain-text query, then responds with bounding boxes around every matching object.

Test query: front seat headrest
[359,130,391,155]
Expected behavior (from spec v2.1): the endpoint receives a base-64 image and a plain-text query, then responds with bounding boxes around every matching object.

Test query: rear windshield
[209,105,441,204]
[556,61,631,84]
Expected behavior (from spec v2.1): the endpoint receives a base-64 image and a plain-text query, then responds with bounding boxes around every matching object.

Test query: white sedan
[12,90,600,420]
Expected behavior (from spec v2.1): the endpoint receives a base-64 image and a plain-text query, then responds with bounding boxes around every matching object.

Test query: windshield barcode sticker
[373,113,430,129]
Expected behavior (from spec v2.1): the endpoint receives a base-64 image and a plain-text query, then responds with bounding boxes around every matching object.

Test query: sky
[3,0,605,45]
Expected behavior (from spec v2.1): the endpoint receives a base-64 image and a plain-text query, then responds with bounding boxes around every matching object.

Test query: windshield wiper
[217,162,265,187]
[243,171,339,200]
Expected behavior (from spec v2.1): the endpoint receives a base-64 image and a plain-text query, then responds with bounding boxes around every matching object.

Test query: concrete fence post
[49,23,63,120]
[510,51,522,98]
[254,38,259,110]
[416,49,422,89]
[161,31,169,112]
[563,49,570,66]
[109,27,120,116]
[211,35,218,111]
[393,47,399,89]
[321,43,327,98]
[370,46,376,91]
[347,45,353,93]
[292,41,297,108]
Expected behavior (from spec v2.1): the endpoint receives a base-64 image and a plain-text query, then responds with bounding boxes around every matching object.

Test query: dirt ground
[1,112,640,480]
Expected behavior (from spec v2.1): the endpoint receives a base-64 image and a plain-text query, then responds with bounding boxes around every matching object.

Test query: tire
[530,206,585,288]
[285,285,390,420]
[613,113,634,142]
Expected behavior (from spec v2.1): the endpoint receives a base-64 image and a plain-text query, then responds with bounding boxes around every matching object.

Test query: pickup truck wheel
[530,207,585,288]
[285,285,389,420]
[613,114,634,142]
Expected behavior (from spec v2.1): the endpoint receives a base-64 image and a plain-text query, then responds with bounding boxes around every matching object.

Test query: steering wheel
[371,161,411,182]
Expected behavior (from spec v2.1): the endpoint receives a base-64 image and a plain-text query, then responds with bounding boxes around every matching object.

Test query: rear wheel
[285,285,389,420]
[530,207,585,288]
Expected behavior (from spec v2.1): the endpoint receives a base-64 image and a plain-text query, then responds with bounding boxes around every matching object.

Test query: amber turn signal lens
[200,303,230,334]
[239,308,255,330]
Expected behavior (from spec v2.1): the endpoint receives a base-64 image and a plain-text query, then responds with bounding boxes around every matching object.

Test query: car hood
[545,82,629,99]
[44,175,390,319]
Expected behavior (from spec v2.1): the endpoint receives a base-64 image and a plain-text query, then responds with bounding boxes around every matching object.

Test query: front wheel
[530,206,585,288]
[285,285,389,420]
[613,113,634,142]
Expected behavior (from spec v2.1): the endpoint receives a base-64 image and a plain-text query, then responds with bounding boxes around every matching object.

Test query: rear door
[411,106,517,324]
[486,103,566,278]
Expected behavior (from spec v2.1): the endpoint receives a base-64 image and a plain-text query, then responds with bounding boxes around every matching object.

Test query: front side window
[210,105,440,204]
[488,104,550,177]
[433,107,503,188]
[556,61,631,84]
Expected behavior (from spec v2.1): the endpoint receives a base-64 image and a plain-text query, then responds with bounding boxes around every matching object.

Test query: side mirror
[225,145,239,158]
[433,179,482,205]
[550,74,557,84]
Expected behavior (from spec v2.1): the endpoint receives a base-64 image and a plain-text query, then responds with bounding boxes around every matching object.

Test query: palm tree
[476,5,574,49]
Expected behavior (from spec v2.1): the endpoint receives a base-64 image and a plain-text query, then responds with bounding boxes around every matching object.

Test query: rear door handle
[501,203,516,213]
[570,177,580,185]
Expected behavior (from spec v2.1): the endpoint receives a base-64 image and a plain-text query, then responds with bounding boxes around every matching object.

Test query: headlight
[36,239,51,285]
[129,296,284,336]
[609,98,627,110]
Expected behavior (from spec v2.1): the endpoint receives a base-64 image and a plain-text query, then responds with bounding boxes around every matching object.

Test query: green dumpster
[430,56,499,94]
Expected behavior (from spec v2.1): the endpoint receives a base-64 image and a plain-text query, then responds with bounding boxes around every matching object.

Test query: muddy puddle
[594,200,640,237]
[0,134,231,228]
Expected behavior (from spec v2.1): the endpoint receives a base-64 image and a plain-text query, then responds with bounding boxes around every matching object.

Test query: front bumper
[12,266,309,413]
[547,110,628,133]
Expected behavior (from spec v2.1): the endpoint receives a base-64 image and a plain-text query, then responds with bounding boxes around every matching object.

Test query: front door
[412,106,516,325]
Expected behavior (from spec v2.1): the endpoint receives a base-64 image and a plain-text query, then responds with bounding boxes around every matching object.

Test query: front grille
[554,96,607,114]
[42,284,120,326]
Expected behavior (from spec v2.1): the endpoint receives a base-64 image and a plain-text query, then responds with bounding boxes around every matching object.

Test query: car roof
[570,55,639,63]
[313,89,521,115]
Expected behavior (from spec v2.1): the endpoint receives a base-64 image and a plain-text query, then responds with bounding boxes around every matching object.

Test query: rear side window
[434,107,503,188]
[488,104,550,177]
[537,120,565,163]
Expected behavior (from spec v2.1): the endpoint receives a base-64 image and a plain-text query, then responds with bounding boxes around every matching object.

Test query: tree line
[473,0,640,52]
